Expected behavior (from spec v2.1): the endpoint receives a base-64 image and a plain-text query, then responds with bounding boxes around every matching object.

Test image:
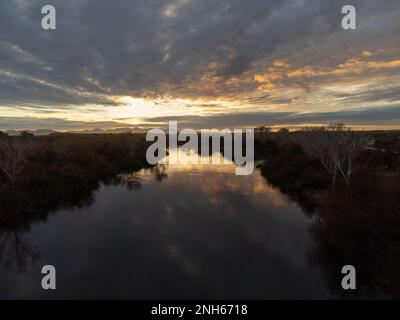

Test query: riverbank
[0,133,151,221]
[255,132,400,298]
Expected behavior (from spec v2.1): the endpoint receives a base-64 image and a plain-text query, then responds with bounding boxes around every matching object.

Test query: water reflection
[0,222,40,272]
[0,149,330,299]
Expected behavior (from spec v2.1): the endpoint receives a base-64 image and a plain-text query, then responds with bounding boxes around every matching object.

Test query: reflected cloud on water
[0,149,331,299]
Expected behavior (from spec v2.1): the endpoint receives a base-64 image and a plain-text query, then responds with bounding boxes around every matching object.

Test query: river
[0,150,330,299]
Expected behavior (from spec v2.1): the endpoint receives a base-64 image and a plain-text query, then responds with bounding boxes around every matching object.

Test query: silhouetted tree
[296,123,365,189]
[0,137,32,185]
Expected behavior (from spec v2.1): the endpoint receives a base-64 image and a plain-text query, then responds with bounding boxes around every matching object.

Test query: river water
[0,150,330,299]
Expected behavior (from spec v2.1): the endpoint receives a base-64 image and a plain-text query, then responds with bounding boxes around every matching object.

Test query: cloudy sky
[1,0,400,131]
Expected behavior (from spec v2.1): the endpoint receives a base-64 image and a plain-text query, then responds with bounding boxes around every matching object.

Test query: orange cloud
[272,60,290,68]
[287,58,400,79]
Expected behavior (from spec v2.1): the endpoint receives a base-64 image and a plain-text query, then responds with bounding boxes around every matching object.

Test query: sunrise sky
[1,0,399,131]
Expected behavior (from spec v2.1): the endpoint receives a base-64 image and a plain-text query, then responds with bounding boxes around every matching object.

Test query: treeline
[255,126,400,299]
[0,132,151,221]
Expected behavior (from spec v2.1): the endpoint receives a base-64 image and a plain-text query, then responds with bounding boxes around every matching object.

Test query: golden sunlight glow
[163,0,188,18]
[2,47,400,130]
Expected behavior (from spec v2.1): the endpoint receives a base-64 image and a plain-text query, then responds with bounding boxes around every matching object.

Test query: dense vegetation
[255,129,400,299]
[0,132,151,221]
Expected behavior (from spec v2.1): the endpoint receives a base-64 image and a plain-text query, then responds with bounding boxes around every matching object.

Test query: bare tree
[297,126,340,189]
[0,136,32,185]
[0,228,40,272]
[273,128,291,150]
[337,130,366,185]
[296,123,365,190]
[255,126,272,134]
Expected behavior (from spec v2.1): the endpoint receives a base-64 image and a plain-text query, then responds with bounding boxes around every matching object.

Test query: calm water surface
[0,151,330,299]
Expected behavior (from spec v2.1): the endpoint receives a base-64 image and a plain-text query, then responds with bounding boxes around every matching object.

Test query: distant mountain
[5,129,56,136]
[68,127,147,134]
[2,127,149,136]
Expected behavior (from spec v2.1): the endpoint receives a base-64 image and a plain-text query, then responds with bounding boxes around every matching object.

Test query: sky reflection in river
[0,150,329,299]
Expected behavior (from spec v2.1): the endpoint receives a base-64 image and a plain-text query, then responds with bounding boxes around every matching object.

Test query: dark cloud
[144,105,400,128]
[1,0,400,127]
[1,105,400,131]
[334,85,400,104]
